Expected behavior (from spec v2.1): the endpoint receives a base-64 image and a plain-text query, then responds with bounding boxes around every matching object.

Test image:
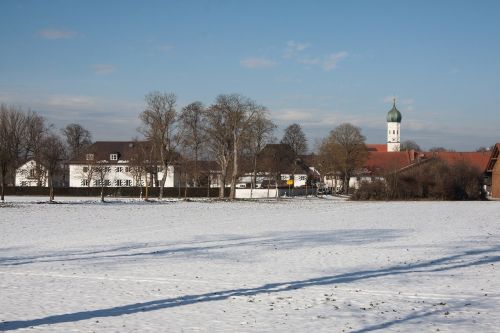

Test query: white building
[387,99,402,152]
[69,141,179,188]
[15,160,47,187]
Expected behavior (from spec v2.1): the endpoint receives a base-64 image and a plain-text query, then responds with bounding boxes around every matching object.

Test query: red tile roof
[422,151,491,172]
[364,151,413,174]
[366,144,387,152]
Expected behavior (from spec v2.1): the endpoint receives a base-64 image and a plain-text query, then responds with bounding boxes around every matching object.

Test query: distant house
[239,143,318,189]
[68,141,179,188]
[349,150,419,189]
[486,143,500,198]
[15,159,67,187]
[16,160,47,187]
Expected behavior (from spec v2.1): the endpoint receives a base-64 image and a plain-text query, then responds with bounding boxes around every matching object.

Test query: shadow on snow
[0,229,406,266]
[1,245,499,331]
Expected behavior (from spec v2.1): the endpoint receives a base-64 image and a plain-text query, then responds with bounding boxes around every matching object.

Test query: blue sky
[1,0,499,151]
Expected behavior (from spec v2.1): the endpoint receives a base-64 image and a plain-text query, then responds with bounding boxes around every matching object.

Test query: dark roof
[70,141,149,164]
[257,144,311,174]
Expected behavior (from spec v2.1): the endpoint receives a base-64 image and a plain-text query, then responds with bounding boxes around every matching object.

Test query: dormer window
[110,154,118,161]
[86,154,94,161]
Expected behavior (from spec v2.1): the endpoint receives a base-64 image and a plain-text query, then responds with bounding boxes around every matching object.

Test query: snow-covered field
[1,197,499,332]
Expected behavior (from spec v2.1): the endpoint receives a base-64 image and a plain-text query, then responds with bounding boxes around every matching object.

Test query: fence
[3,186,228,198]
[3,186,317,199]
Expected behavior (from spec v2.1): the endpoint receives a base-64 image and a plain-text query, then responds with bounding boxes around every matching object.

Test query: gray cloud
[240,57,276,69]
[36,28,77,40]
[91,64,116,75]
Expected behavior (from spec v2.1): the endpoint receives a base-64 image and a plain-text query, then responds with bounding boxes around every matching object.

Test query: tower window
[393,130,395,134]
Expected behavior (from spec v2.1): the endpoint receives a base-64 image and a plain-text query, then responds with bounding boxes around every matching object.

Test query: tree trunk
[219,166,226,199]
[100,184,105,202]
[344,170,349,195]
[207,171,211,198]
[229,142,238,200]
[1,170,5,202]
[184,170,188,199]
[251,155,257,199]
[49,174,54,202]
[159,165,167,200]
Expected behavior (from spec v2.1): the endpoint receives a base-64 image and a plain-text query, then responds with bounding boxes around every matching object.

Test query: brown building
[486,143,500,198]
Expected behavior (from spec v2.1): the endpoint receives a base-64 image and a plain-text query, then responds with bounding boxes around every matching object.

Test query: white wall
[15,160,47,187]
[235,188,278,199]
[69,163,178,188]
[387,122,401,152]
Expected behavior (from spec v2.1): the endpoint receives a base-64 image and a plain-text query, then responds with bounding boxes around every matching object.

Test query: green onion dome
[387,99,402,123]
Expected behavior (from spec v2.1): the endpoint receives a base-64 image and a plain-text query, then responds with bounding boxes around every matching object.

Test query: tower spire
[393,97,396,107]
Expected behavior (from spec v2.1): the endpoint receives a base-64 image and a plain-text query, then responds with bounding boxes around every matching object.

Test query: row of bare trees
[136,91,374,199]
[0,104,92,202]
[138,92,280,200]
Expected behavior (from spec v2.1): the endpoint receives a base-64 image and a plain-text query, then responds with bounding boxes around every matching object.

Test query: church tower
[387,99,402,152]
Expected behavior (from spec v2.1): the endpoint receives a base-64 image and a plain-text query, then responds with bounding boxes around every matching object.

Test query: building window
[125,166,131,172]
[93,179,100,186]
[86,154,94,161]
[83,166,88,173]
[299,175,306,181]
[104,180,111,186]
[81,179,89,186]
[393,130,395,134]
[115,179,123,186]
[115,167,123,173]
[110,154,118,161]
[105,166,111,172]
[125,180,132,187]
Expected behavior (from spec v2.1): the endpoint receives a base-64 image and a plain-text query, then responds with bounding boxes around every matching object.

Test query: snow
[1,197,499,332]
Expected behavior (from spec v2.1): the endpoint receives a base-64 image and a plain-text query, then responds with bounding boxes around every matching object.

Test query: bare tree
[319,123,368,195]
[0,105,28,201]
[24,111,49,161]
[62,123,92,159]
[179,101,206,187]
[281,123,308,155]
[37,133,66,202]
[205,102,232,199]
[139,91,183,200]
[128,140,156,200]
[429,147,454,152]
[91,161,111,202]
[401,140,421,152]
[247,112,276,193]
[205,94,264,200]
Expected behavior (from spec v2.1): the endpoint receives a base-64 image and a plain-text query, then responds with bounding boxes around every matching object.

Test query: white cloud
[46,95,96,109]
[297,57,321,66]
[91,64,116,75]
[37,28,77,40]
[240,57,276,69]
[322,51,348,71]
[273,109,313,121]
[284,40,311,58]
